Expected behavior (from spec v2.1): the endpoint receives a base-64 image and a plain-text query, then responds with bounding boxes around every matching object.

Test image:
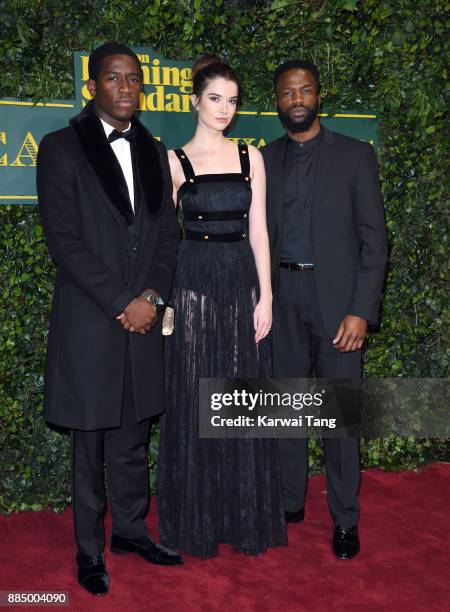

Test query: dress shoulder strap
[174,149,196,183]
[238,144,250,178]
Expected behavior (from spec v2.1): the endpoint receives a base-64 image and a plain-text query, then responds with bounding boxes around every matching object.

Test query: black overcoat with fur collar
[37,102,180,430]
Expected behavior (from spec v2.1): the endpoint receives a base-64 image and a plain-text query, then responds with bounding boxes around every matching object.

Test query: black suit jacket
[262,127,388,337]
[37,102,180,430]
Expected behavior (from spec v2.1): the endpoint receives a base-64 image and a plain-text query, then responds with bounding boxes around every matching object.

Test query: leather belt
[184,229,248,242]
[280,262,315,271]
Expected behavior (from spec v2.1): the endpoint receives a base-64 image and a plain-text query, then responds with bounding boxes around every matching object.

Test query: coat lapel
[69,102,165,227]
[131,114,165,219]
[130,115,165,243]
[70,102,134,225]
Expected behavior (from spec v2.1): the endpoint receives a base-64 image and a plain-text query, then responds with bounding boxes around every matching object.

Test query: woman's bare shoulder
[167,149,185,188]
[247,143,263,161]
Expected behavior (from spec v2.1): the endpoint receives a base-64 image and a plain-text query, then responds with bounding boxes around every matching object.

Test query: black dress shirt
[281,128,323,263]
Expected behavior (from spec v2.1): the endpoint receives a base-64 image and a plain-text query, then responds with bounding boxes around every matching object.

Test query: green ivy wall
[0,0,448,513]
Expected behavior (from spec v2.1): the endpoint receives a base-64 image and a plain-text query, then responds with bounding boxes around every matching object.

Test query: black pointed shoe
[332,525,360,560]
[110,534,183,566]
[76,553,109,596]
[285,508,305,524]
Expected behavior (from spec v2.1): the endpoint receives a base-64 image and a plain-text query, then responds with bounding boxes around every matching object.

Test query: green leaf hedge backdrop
[0,0,448,513]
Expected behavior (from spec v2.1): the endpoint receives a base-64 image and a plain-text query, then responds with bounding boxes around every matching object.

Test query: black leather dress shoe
[76,553,109,596]
[332,525,360,559]
[285,508,305,524]
[110,534,183,566]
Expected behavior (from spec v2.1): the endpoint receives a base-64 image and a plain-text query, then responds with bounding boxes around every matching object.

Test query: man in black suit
[37,43,182,596]
[262,60,387,559]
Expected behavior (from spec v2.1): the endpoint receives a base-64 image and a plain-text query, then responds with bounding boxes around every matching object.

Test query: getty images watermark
[199,378,449,439]
[210,388,334,429]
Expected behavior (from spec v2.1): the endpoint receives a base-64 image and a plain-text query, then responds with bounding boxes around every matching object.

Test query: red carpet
[0,463,449,611]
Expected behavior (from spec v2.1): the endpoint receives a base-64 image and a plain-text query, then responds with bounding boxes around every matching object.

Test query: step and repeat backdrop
[0,48,378,205]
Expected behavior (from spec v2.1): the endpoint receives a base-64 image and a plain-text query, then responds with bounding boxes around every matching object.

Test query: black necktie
[108,127,137,144]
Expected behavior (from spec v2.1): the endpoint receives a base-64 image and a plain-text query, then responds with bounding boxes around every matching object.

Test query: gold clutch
[162,306,175,336]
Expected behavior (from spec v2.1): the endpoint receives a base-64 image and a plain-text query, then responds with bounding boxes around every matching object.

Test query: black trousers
[70,344,150,556]
[272,268,360,528]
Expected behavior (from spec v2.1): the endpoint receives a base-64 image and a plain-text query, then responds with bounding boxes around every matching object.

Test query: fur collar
[69,101,164,224]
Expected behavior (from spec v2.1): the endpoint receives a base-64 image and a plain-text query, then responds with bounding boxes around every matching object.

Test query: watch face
[142,290,164,307]
[149,293,163,306]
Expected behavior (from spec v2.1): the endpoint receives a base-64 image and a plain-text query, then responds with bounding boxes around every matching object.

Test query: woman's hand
[254,297,272,343]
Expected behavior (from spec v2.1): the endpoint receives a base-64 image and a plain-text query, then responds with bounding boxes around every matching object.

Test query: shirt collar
[287,125,323,152]
[100,117,131,138]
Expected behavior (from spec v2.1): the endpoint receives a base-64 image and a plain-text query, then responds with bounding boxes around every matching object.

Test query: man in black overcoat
[262,60,388,559]
[37,43,182,596]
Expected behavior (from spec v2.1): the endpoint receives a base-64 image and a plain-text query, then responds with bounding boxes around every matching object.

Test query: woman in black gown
[158,56,286,558]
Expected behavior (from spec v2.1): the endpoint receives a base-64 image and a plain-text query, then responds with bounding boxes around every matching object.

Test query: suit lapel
[312,126,335,225]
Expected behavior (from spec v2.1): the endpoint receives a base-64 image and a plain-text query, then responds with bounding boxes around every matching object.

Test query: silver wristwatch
[141,289,165,309]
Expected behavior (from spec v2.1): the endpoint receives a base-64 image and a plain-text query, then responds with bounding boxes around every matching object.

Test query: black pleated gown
[157,145,287,558]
